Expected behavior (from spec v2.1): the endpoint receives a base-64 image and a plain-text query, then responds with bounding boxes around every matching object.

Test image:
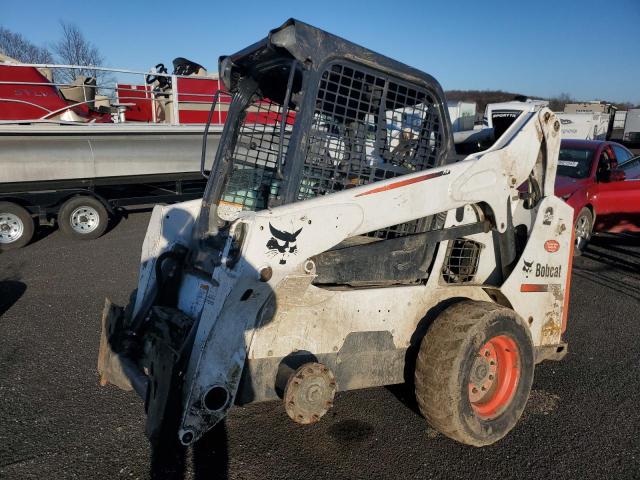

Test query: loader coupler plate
[97,298,134,392]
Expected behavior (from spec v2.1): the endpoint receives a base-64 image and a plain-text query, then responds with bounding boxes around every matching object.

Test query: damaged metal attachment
[284,362,337,424]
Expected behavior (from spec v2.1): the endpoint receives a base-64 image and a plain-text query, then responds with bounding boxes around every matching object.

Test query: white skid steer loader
[98,19,572,448]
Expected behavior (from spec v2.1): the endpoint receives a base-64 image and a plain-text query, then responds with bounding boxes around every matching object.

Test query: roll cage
[194,19,453,265]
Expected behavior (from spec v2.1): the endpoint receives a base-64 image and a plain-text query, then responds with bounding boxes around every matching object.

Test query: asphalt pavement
[1,211,639,480]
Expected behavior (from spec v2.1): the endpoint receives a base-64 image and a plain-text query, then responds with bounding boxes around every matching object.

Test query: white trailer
[623,109,640,143]
[563,102,617,139]
[555,112,610,140]
[563,101,615,114]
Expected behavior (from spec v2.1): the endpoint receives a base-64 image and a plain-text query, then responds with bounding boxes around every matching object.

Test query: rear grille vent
[442,238,482,283]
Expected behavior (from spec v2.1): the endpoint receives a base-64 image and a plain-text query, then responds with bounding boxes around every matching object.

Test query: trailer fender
[55,190,116,216]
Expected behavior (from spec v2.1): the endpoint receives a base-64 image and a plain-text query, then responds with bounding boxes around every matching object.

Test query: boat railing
[0,62,230,126]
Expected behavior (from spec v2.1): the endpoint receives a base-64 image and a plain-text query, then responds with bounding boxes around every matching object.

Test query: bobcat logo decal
[266,223,303,265]
[522,259,534,277]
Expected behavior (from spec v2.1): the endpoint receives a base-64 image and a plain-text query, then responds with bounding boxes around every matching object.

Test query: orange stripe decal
[520,283,560,293]
[354,170,449,197]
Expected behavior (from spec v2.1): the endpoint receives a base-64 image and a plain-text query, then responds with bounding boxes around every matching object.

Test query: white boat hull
[0,124,222,186]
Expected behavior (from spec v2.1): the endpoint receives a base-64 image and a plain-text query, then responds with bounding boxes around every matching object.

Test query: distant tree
[613,101,636,111]
[52,21,107,85]
[548,92,574,112]
[0,26,53,63]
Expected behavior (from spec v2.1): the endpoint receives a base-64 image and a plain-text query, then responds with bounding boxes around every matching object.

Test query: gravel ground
[1,212,639,480]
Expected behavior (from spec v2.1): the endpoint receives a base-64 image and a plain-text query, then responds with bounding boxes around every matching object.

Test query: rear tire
[58,196,109,240]
[415,300,534,446]
[0,202,35,251]
[574,207,593,256]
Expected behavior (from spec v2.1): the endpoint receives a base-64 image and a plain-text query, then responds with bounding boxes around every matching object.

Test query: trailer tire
[0,202,35,251]
[574,207,593,256]
[58,196,109,240]
[415,300,534,447]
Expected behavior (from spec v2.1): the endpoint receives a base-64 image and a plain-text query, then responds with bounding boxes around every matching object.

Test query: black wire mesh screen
[442,238,482,283]
[218,98,294,220]
[298,61,445,238]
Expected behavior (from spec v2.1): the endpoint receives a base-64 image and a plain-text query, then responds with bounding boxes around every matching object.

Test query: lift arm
[169,106,561,444]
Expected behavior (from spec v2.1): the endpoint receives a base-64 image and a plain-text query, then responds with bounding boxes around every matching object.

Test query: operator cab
[194,19,454,271]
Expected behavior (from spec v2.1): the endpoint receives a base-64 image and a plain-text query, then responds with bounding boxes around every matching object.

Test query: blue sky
[3,0,639,103]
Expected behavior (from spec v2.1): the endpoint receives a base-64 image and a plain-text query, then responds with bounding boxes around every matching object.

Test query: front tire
[58,196,109,240]
[415,300,534,446]
[0,202,35,251]
[574,207,593,256]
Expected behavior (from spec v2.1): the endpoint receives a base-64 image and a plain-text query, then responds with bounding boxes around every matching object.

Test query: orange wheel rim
[468,335,520,419]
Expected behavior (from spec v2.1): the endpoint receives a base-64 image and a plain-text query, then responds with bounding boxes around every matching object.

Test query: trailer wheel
[574,207,593,256]
[415,300,534,446]
[58,196,109,240]
[0,202,35,251]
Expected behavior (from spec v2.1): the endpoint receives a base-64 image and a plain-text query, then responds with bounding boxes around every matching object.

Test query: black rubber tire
[0,201,35,251]
[415,300,534,447]
[58,196,109,240]
[573,207,593,256]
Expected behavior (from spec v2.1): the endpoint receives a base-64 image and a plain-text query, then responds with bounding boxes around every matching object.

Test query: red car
[555,139,640,254]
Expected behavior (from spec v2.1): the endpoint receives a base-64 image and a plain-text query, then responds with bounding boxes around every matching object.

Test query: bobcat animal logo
[266,223,303,265]
[522,259,534,277]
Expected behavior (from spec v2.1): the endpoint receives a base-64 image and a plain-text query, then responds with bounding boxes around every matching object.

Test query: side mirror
[609,168,626,182]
